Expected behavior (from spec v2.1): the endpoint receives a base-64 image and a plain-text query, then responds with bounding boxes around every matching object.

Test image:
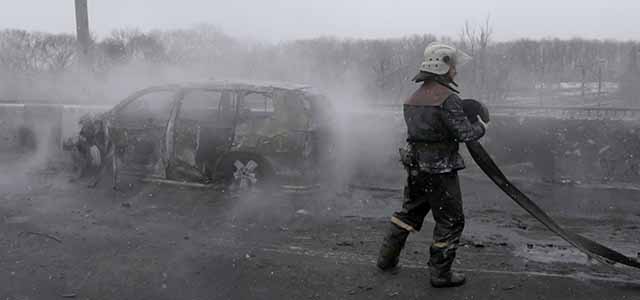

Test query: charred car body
[68,81,335,188]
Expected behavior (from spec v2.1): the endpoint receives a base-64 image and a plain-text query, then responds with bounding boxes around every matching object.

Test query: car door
[274,91,315,166]
[234,90,311,166]
[233,91,277,152]
[169,89,237,181]
[109,88,179,178]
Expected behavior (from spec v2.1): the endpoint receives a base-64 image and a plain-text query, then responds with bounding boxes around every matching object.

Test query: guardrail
[0,103,111,151]
[490,105,640,120]
[370,104,640,120]
[3,101,640,120]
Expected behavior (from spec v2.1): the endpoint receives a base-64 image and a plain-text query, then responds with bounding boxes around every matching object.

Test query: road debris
[347,285,373,295]
[336,241,354,247]
[348,184,401,193]
[295,209,311,216]
[18,231,62,243]
[60,293,77,298]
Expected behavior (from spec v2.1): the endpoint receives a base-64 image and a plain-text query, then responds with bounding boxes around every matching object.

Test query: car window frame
[110,87,181,126]
[177,88,237,123]
[239,90,276,114]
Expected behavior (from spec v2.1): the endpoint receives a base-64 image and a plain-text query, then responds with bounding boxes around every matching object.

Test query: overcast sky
[1,0,639,41]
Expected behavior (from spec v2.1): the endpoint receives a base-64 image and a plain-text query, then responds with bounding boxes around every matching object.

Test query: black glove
[462,99,490,124]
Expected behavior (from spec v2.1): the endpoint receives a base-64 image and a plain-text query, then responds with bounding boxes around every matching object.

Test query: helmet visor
[451,49,472,67]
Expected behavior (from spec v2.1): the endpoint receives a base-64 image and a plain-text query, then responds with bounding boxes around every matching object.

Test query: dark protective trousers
[391,169,465,276]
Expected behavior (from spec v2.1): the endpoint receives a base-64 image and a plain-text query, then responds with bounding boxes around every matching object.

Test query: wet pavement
[1,159,640,299]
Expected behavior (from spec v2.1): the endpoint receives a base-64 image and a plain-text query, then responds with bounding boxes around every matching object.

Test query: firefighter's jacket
[402,82,485,174]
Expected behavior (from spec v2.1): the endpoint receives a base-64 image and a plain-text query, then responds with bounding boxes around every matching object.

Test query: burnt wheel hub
[233,160,259,187]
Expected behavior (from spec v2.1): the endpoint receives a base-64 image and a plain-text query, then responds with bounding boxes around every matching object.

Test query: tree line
[0,24,638,105]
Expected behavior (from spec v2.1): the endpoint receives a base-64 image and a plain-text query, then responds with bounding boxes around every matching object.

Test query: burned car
[68,81,335,188]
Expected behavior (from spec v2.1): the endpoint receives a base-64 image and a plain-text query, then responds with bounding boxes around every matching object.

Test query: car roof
[147,80,314,93]
[110,80,323,115]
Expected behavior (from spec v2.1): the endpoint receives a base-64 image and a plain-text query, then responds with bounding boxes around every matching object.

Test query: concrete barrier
[348,108,640,185]
[0,104,26,151]
[0,103,109,154]
[484,115,640,183]
[2,103,639,184]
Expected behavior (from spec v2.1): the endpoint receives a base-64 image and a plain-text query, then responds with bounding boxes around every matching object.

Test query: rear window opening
[118,90,176,124]
[243,93,274,114]
[180,90,224,122]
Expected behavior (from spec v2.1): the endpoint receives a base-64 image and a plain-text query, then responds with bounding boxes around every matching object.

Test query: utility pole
[596,65,602,106]
[579,64,586,100]
[75,0,91,66]
[597,59,606,99]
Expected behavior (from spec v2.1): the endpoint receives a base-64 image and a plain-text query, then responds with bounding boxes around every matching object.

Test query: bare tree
[39,34,76,72]
[459,16,495,101]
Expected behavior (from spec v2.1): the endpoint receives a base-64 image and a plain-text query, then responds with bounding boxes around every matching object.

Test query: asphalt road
[1,164,639,300]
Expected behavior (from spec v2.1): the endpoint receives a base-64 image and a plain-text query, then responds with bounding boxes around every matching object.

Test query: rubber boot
[376,223,410,272]
[430,270,466,288]
[428,244,466,288]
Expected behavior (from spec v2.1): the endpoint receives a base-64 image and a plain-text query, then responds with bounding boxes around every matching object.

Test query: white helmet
[418,43,472,75]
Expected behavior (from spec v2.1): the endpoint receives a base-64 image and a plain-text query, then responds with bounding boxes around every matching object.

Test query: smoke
[4,24,639,251]
[0,26,411,224]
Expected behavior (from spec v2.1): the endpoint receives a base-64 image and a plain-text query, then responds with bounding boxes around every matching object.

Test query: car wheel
[217,153,272,190]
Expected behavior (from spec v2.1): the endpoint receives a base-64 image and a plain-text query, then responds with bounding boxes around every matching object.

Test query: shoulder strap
[434,77,460,94]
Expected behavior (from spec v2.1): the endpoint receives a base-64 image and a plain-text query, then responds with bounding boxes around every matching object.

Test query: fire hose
[463,99,640,271]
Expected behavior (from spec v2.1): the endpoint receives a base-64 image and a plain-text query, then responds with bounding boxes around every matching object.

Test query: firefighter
[376,43,487,288]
